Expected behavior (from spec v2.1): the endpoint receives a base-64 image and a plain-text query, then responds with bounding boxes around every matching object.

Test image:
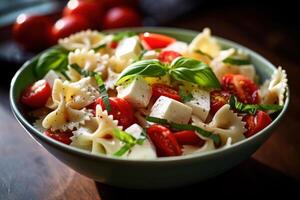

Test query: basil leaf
[194,49,213,59]
[112,31,137,42]
[116,59,167,85]
[93,43,106,51]
[35,47,68,78]
[179,87,193,102]
[146,116,221,146]
[223,57,251,65]
[170,57,220,89]
[229,95,283,114]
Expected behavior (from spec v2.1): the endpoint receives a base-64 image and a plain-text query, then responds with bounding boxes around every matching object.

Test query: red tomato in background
[63,0,104,29]
[140,33,176,50]
[51,15,90,42]
[13,14,53,51]
[21,80,51,108]
[147,124,182,157]
[45,130,73,145]
[103,6,142,29]
[158,50,181,63]
[243,111,272,138]
[174,130,205,146]
[221,74,259,104]
[102,0,139,9]
[93,97,135,128]
[210,90,231,114]
[152,83,181,102]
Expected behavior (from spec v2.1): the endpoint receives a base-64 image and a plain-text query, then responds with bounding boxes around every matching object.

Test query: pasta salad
[20,28,288,159]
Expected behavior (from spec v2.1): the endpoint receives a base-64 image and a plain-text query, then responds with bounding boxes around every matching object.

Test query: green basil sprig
[229,95,283,115]
[146,116,221,146]
[116,57,220,89]
[35,47,69,78]
[113,129,146,156]
[179,87,193,103]
[112,31,137,42]
[223,57,251,65]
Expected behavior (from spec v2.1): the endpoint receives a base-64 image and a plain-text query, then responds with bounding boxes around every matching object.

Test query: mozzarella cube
[115,36,141,60]
[142,50,159,60]
[43,70,62,88]
[185,89,210,121]
[117,77,152,108]
[164,41,188,54]
[128,139,157,159]
[150,96,192,124]
[125,123,143,139]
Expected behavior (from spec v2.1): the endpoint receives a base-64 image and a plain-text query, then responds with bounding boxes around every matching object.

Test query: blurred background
[1,0,299,199]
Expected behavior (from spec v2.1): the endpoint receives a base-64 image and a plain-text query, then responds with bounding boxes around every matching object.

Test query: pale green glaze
[10,27,289,189]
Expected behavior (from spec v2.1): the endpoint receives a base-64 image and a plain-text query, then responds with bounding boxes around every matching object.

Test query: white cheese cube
[164,41,188,54]
[185,89,210,121]
[117,77,152,108]
[142,50,159,60]
[43,70,62,88]
[128,139,157,159]
[115,36,141,60]
[125,123,143,139]
[150,96,192,124]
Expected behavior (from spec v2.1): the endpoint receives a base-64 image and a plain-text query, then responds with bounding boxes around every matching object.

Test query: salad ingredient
[149,96,192,124]
[21,80,51,108]
[210,90,231,114]
[115,36,142,60]
[243,111,272,138]
[44,130,73,145]
[103,6,142,29]
[185,89,210,121]
[158,50,181,63]
[140,33,176,50]
[222,57,251,65]
[117,77,152,108]
[125,123,144,139]
[147,124,182,157]
[13,14,53,51]
[174,130,205,146]
[221,74,259,104]
[152,83,181,102]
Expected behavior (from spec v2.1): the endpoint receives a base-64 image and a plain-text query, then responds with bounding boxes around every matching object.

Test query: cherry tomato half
[210,90,231,114]
[243,111,272,138]
[94,97,135,128]
[21,80,51,108]
[13,14,53,51]
[51,15,90,42]
[174,130,205,146]
[140,33,176,50]
[221,74,259,104]
[147,124,182,157]
[63,0,104,29]
[152,83,181,102]
[45,130,73,145]
[158,50,181,63]
[103,6,142,29]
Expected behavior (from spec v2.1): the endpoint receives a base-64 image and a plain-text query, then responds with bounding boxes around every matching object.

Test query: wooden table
[1,4,300,199]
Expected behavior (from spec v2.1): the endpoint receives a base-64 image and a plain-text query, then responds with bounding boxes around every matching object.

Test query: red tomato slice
[103,6,142,29]
[221,74,259,104]
[243,111,272,138]
[109,41,118,49]
[51,15,90,42]
[174,130,205,146]
[45,130,73,145]
[147,124,182,157]
[63,0,104,29]
[21,80,51,108]
[13,14,53,51]
[152,83,181,102]
[94,97,135,129]
[140,33,176,50]
[158,50,181,63]
[210,90,231,114]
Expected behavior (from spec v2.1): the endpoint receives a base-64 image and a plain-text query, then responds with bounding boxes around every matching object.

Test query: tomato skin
[103,0,139,9]
[210,90,231,114]
[243,111,272,138]
[21,80,51,108]
[152,83,181,102]
[63,0,104,29]
[221,74,259,104]
[51,15,90,42]
[140,33,176,50]
[158,50,181,63]
[45,130,73,145]
[109,41,118,49]
[174,130,205,146]
[147,125,182,157]
[103,6,142,29]
[94,97,135,129]
[13,14,53,51]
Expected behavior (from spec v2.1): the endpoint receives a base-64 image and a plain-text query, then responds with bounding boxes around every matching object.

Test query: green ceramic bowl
[10,27,289,189]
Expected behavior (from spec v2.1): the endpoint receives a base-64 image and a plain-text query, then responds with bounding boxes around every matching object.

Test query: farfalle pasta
[21,28,288,159]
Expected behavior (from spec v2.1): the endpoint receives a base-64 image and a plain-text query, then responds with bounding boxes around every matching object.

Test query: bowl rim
[10,27,290,164]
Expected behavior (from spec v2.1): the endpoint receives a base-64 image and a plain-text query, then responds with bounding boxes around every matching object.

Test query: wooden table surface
[1,3,300,199]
